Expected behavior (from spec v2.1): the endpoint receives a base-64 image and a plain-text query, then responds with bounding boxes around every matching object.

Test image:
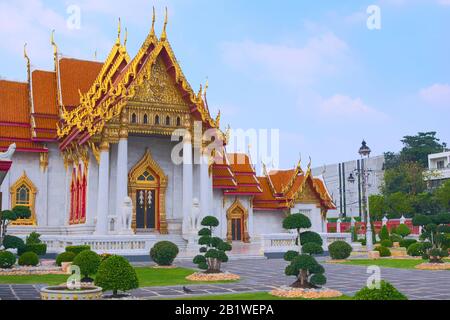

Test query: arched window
[165,116,171,126]
[155,115,160,125]
[131,113,137,124]
[143,114,148,124]
[10,172,37,226]
[176,117,181,127]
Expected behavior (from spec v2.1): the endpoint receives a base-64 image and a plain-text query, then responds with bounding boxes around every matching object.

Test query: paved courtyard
[0,258,449,300]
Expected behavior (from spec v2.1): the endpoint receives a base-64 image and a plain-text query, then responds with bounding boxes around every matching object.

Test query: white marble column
[116,137,128,218]
[95,142,110,235]
[200,152,210,218]
[182,137,193,236]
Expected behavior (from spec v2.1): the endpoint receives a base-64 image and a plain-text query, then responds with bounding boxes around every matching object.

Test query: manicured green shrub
[18,252,39,266]
[328,241,353,260]
[193,216,232,273]
[375,246,391,257]
[2,235,24,250]
[55,251,76,266]
[353,281,407,300]
[150,241,179,266]
[407,242,429,257]
[21,243,47,256]
[0,251,16,269]
[379,225,390,241]
[284,254,326,288]
[100,253,112,262]
[25,232,42,245]
[380,239,393,248]
[395,224,411,238]
[301,242,323,256]
[300,231,323,246]
[359,239,366,246]
[95,255,139,296]
[389,233,402,243]
[72,250,101,279]
[65,245,91,255]
[399,239,417,248]
[428,248,449,263]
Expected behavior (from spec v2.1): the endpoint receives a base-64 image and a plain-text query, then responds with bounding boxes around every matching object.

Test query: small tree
[72,250,101,281]
[379,225,390,241]
[0,206,31,248]
[282,213,327,288]
[95,255,139,297]
[395,224,411,239]
[413,213,450,263]
[193,216,232,274]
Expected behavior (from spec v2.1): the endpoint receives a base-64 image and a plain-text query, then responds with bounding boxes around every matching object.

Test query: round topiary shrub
[380,239,393,248]
[22,243,47,256]
[18,252,39,266]
[72,250,101,279]
[0,251,16,269]
[65,245,91,255]
[301,242,324,256]
[95,255,139,297]
[328,241,353,260]
[55,251,76,267]
[354,280,407,300]
[2,235,25,250]
[395,224,411,238]
[399,239,417,249]
[407,242,426,257]
[150,241,179,266]
[390,233,402,243]
[375,246,391,257]
[299,231,323,246]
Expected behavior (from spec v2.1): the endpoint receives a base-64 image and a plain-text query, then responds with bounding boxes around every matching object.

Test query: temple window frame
[10,172,37,226]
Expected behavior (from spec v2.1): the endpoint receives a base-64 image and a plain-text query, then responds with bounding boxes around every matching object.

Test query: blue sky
[0,0,449,169]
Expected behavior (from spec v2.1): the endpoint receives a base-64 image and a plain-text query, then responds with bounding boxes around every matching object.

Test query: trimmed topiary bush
[72,250,101,279]
[19,243,47,256]
[400,239,417,249]
[428,248,449,263]
[353,281,407,300]
[95,255,139,297]
[328,241,353,260]
[375,246,391,257]
[380,239,393,248]
[0,251,16,269]
[379,225,390,241]
[301,242,323,256]
[18,251,39,266]
[55,251,76,267]
[2,235,24,250]
[300,231,323,246]
[284,253,326,288]
[150,241,179,266]
[395,224,411,238]
[390,233,402,243]
[407,242,429,257]
[65,245,91,255]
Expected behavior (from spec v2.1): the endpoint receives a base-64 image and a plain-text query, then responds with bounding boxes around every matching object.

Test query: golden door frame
[10,171,37,226]
[226,199,250,243]
[128,149,168,234]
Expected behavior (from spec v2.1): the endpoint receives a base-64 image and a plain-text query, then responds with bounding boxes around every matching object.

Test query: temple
[0,12,335,254]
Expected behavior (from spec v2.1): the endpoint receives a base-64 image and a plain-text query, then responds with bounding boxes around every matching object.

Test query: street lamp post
[358,140,373,251]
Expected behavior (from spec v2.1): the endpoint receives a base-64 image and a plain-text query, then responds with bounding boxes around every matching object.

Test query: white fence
[261,232,352,254]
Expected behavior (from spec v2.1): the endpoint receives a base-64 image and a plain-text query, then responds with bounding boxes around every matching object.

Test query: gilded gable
[131,56,188,108]
[296,180,321,204]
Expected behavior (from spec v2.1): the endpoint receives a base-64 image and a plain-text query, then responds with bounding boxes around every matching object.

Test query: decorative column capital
[99,141,110,152]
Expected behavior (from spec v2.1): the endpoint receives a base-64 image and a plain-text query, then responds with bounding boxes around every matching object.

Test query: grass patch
[0,267,237,287]
[176,292,352,300]
[340,259,427,269]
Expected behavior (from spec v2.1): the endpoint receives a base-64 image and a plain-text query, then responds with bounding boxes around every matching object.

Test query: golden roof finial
[215,110,221,127]
[50,30,58,55]
[197,84,203,99]
[116,17,122,45]
[161,7,168,41]
[307,156,312,171]
[150,6,156,37]
[124,27,128,47]
[24,43,31,82]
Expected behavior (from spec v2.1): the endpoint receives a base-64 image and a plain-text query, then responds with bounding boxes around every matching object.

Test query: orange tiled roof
[59,58,103,107]
[31,70,58,115]
[0,80,30,123]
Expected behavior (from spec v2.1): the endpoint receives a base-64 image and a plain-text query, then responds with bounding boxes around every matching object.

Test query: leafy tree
[379,225,390,241]
[399,132,443,168]
[282,214,327,288]
[0,206,31,248]
[395,224,411,239]
[369,195,386,220]
[383,162,426,196]
[385,192,414,218]
[434,180,450,211]
[193,216,232,274]
[412,192,442,216]
[95,255,139,297]
[413,213,450,263]
[383,152,401,170]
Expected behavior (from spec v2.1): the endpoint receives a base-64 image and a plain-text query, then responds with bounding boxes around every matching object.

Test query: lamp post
[358,140,373,251]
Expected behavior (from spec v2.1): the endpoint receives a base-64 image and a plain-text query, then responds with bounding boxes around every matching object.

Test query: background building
[426,150,450,189]
[312,155,385,219]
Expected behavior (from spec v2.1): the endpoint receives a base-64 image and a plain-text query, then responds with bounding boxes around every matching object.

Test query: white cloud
[318,94,387,120]
[419,83,450,108]
[220,32,350,87]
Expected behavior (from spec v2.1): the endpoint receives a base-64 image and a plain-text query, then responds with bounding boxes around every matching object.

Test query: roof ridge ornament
[150,6,156,37]
[161,7,168,41]
[124,27,128,47]
[116,17,122,45]
[24,43,31,82]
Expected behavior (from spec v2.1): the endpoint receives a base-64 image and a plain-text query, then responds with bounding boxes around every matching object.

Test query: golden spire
[307,156,312,171]
[150,6,156,37]
[215,110,221,127]
[116,18,122,45]
[50,30,58,56]
[160,7,168,41]
[124,28,128,47]
[203,77,209,96]
[24,43,31,81]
